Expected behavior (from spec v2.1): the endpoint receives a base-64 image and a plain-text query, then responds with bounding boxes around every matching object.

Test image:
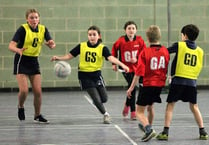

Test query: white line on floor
[84,95,97,110]
[114,124,138,145]
[84,95,137,145]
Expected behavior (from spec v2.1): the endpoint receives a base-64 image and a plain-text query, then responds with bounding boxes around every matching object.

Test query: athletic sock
[199,128,206,134]
[104,112,109,116]
[145,125,152,133]
[163,127,169,135]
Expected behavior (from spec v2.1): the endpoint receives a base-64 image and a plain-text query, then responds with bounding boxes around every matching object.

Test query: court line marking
[114,124,137,145]
[84,95,97,110]
[84,95,138,145]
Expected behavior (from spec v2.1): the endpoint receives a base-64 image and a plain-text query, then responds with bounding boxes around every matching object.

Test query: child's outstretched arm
[51,53,74,61]
[127,75,140,98]
[107,55,129,73]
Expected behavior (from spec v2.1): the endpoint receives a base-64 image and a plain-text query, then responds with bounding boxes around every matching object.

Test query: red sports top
[136,45,170,87]
[112,35,146,72]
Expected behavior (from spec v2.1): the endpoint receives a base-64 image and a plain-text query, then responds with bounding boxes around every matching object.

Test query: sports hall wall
[0,0,209,89]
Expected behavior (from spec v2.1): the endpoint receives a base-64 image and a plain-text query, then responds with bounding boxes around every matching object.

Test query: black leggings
[86,86,108,115]
[122,72,136,112]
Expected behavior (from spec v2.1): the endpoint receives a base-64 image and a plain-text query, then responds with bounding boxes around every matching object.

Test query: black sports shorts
[13,54,40,75]
[136,86,162,106]
[166,84,197,104]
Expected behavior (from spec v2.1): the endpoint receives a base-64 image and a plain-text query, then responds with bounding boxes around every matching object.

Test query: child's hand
[112,64,118,71]
[123,65,129,73]
[126,87,133,98]
[45,40,56,49]
[17,48,27,55]
[51,56,59,61]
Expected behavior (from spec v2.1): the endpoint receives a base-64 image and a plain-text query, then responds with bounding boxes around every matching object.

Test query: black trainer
[34,114,49,124]
[200,129,208,140]
[18,108,25,121]
[141,129,156,142]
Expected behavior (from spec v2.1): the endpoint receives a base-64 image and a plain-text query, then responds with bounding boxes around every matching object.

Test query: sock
[200,128,204,131]
[199,128,206,135]
[104,112,109,116]
[163,127,169,135]
[145,125,152,133]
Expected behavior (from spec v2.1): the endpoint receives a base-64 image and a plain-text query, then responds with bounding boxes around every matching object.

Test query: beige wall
[0,0,209,89]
